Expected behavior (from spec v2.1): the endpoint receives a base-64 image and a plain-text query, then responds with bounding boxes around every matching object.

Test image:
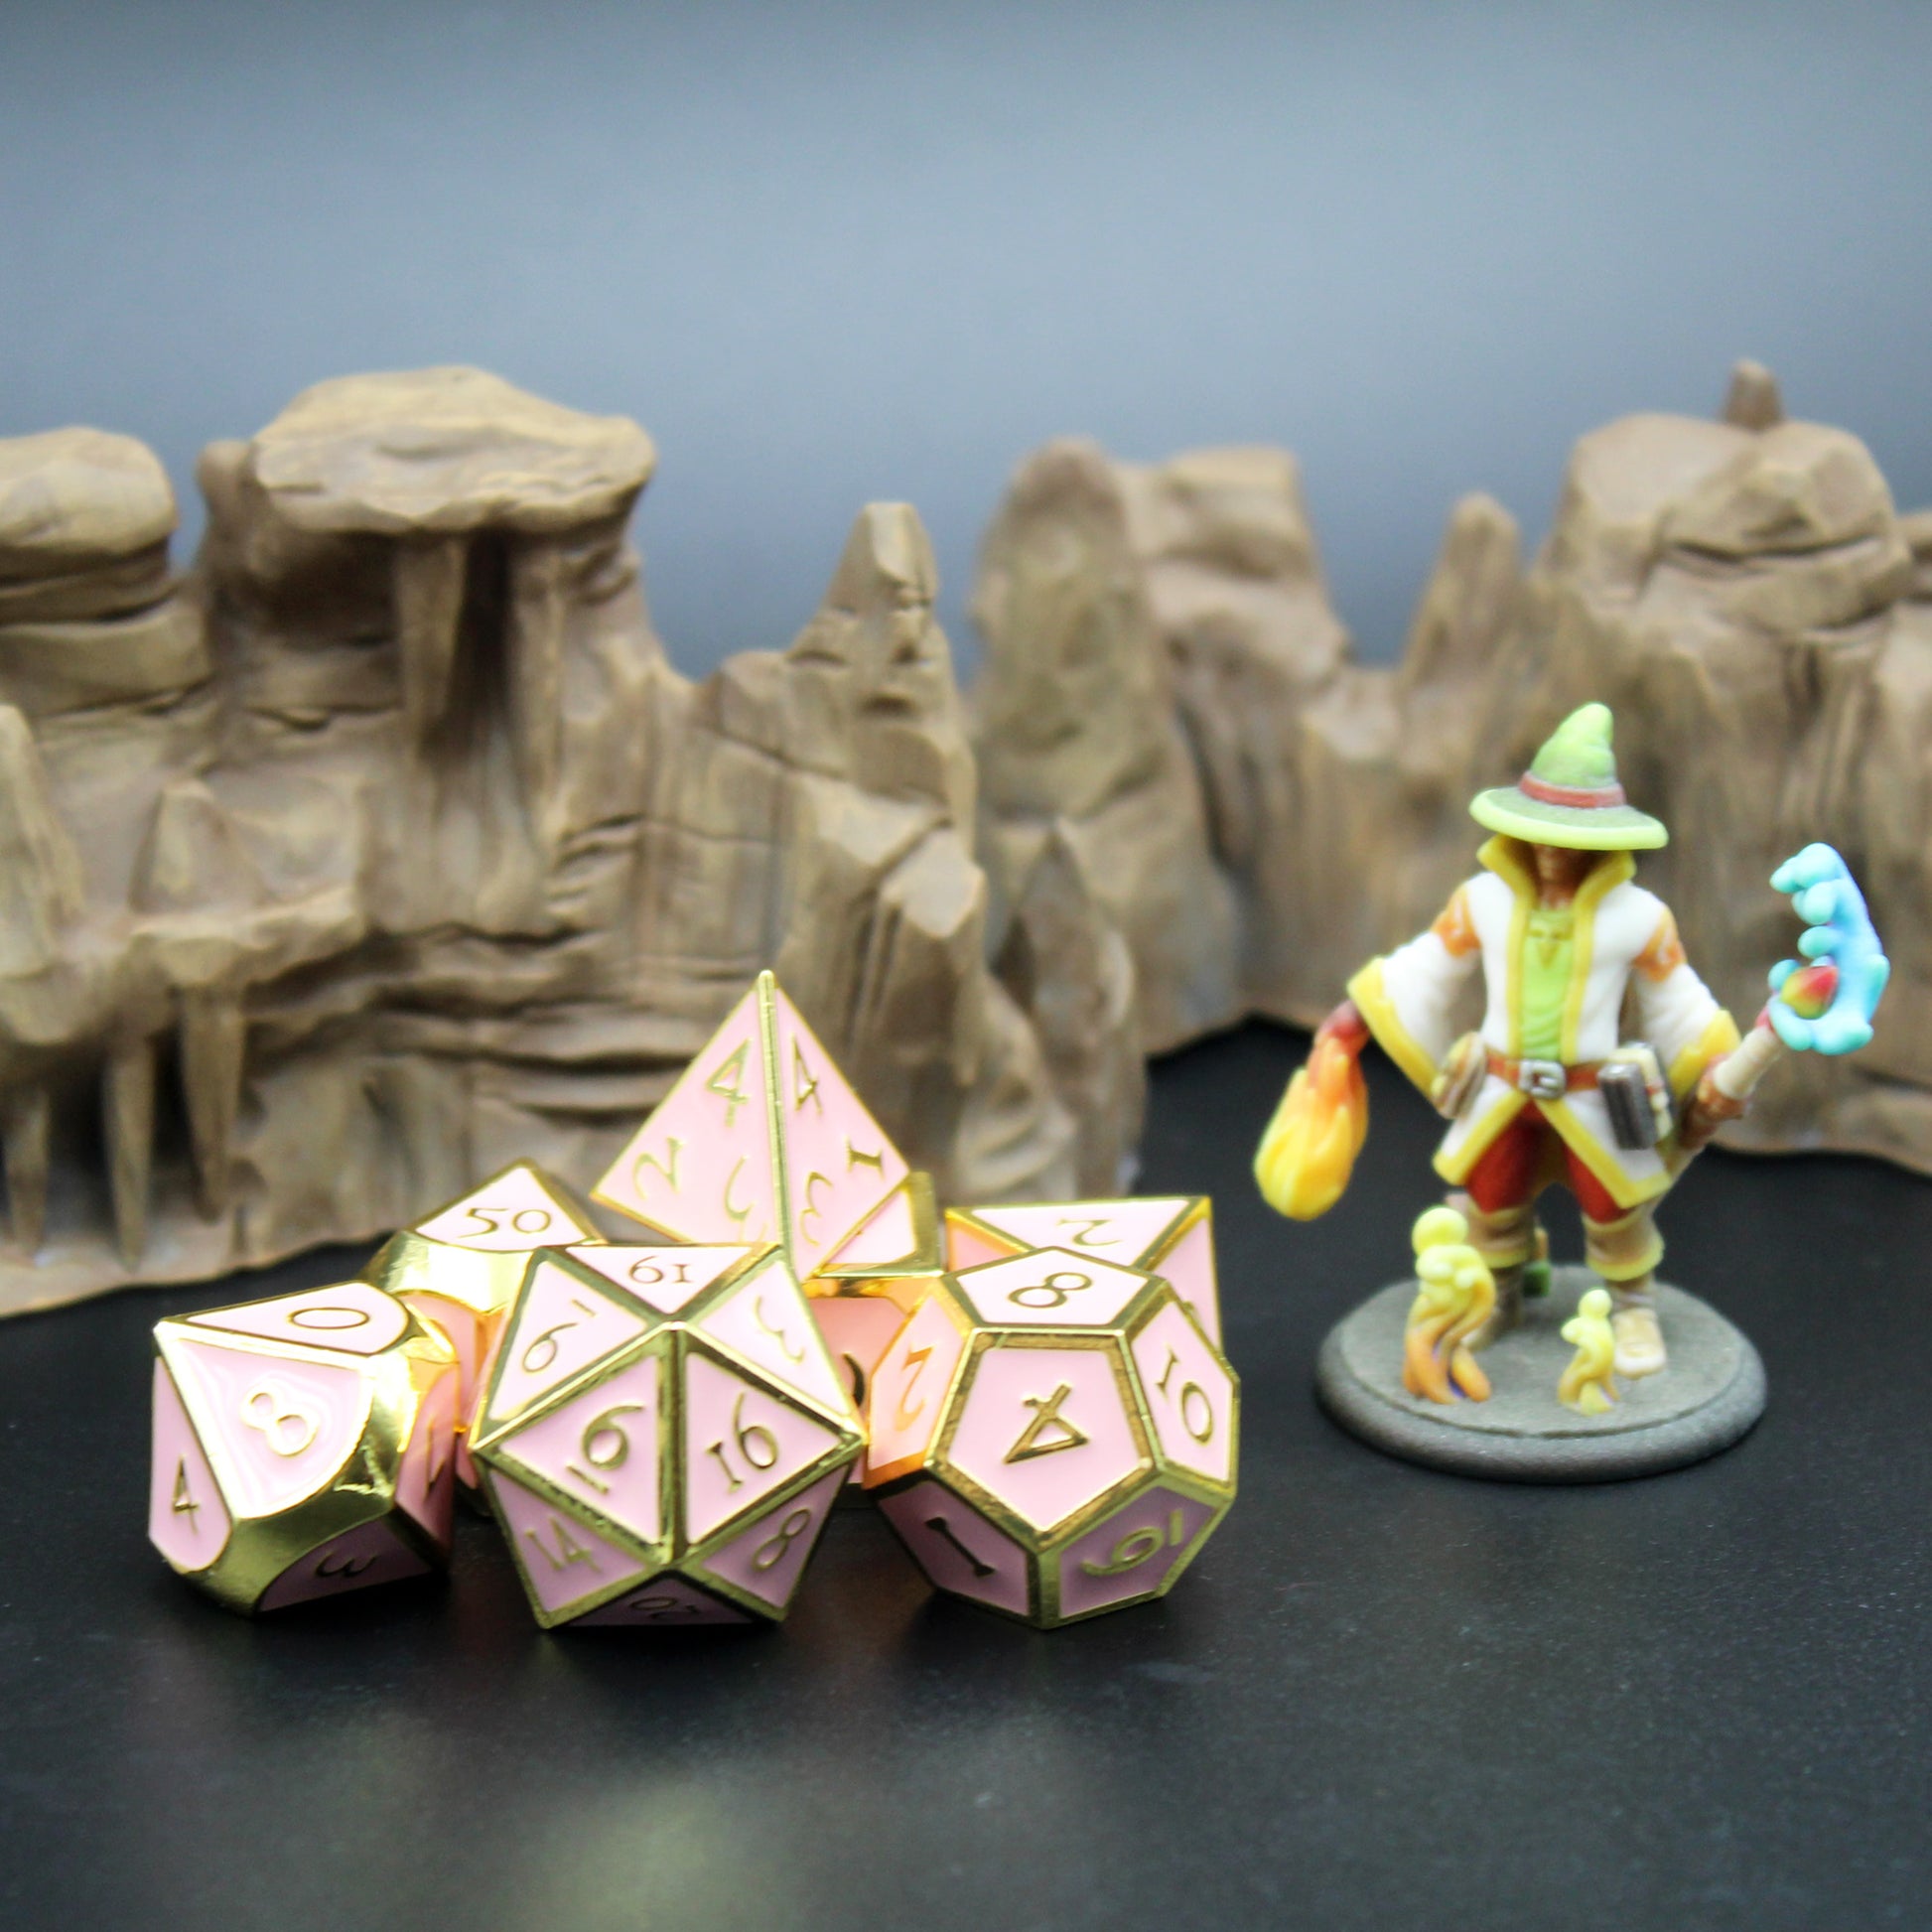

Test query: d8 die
[150,1280,458,1613]
[470,1240,864,1627]
[805,1173,946,1499]
[363,1161,604,1492]
[864,1245,1237,1627]
[946,1196,1222,1343]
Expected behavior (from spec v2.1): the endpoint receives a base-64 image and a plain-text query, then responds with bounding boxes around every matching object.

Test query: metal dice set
[148,973,1238,1629]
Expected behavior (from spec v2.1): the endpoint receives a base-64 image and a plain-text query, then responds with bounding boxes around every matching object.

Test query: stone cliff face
[973,366,1932,1173]
[0,370,1110,1313]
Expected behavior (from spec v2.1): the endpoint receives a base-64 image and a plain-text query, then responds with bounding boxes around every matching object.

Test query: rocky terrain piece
[0,381,1101,1315]
[972,363,1932,1176]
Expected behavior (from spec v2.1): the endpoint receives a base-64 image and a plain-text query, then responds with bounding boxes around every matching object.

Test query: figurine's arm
[1628,907,1742,1149]
[1344,885,1485,1096]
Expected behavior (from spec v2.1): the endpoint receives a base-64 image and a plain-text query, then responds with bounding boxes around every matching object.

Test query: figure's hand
[1315,999,1370,1056]
[1766,844,1889,1056]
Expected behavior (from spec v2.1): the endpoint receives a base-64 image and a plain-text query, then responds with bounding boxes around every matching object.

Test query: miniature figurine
[1258,704,1888,1477]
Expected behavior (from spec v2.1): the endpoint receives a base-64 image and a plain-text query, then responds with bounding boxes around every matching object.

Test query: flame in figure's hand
[1766,844,1889,1056]
[1253,1035,1368,1221]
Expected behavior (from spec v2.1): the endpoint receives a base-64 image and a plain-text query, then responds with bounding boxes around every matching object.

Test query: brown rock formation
[0,371,1106,1313]
[973,363,1932,1174]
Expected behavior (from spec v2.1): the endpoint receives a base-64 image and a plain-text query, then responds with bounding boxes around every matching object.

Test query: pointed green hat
[1469,703,1667,850]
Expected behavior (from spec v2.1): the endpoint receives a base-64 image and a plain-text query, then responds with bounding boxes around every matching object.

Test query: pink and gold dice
[945,1196,1222,1344]
[593,970,909,1282]
[150,1279,458,1613]
[469,1240,864,1627]
[362,1161,604,1493]
[865,1244,1238,1627]
[805,1173,946,1498]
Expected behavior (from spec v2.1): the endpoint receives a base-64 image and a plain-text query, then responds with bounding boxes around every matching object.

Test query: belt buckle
[1517,1058,1566,1101]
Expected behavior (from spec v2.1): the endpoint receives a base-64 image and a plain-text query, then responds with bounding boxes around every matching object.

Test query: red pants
[1462,1102,1622,1225]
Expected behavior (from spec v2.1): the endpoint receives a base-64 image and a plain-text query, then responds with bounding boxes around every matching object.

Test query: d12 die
[592,969,908,1282]
[150,1280,458,1613]
[865,1245,1237,1627]
[363,1161,604,1492]
[804,1173,945,1500]
[470,1240,864,1627]
[946,1195,1221,1343]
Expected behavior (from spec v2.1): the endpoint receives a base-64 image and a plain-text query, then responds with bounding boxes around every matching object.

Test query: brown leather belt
[1487,1050,1600,1099]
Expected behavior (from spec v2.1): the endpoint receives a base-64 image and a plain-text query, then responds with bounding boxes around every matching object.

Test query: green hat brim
[1469,786,1667,850]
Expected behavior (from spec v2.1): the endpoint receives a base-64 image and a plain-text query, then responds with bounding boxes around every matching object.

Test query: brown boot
[1609,1275,1667,1378]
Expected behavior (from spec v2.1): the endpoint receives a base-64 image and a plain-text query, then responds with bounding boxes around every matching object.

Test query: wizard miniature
[1256,702,1888,1395]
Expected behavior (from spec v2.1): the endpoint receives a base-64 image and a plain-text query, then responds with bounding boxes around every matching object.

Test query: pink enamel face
[768,990,908,1278]
[593,987,778,1246]
[572,1575,753,1627]
[823,1184,919,1269]
[681,1351,843,1545]
[395,1358,459,1545]
[1130,1299,1236,1486]
[945,1342,1145,1535]
[167,1335,370,1519]
[951,1248,1150,1330]
[878,1479,1032,1617]
[695,1464,846,1612]
[566,1244,751,1317]
[188,1281,406,1357]
[149,1360,232,1573]
[415,1164,596,1252]
[483,1260,648,1428]
[258,1519,434,1611]
[1055,1486,1219,1619]
[944,1218,1017,1272]
[404,1295,486,1414]
[492,1352,664,1549]
[811,1296,916,1483]
[1152,1214,1220,1345]
[694,1257,852,1422]
[488,1469,648,1618]
[863,1294,967,1482]
[972,1198,1187,1269]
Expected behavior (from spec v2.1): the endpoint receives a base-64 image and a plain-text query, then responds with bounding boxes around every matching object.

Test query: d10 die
[150,1280,458,1614]
[864,1245,1237,1627]
[593,969,909,1282]
[363,1161,604,1491]
[805,1173,946,1499]
[946,1195,1222,1343]
[470,1240,864,1627]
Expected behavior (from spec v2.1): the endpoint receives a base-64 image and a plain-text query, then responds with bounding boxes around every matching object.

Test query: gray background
[4,0,1930,674]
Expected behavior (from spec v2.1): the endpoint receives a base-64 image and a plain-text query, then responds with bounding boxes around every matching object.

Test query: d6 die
[471,1241,864,1627]
[946,1196,1222,1343]
[150,1280,458,1613]
[865,1245,1237,1627]
[363,1161,604,1492]
[805,1173,946,1498]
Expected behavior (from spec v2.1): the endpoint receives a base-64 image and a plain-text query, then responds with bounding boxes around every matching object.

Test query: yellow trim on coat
[1430,1083,1530,1188]
[1347,957,1440,1094]
[1668,1008,1742,1103]
[1538,1097,1672,1209]
[1560,851,1635,1062]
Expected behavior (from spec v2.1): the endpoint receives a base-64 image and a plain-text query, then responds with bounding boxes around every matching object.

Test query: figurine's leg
[1582,1203,1667,1378]
[1451,1191,1537,1348]
[1454,1112,1545,1348]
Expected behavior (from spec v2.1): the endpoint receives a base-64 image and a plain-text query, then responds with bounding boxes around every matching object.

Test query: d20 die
[946,1195,1221,1343]
[362,1161,604,1493]
[469,1240,864,1628]
[805,1173,946,1500]
[865,1245,1237,1628]
[150,1280,458,1614]
[592,969,909,1282]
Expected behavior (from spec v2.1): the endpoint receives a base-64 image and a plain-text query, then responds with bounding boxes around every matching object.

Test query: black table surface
[5,1021,1930,1932]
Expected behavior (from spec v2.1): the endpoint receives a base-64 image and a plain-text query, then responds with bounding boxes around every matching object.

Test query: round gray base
[1315,1266,1766,1483]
